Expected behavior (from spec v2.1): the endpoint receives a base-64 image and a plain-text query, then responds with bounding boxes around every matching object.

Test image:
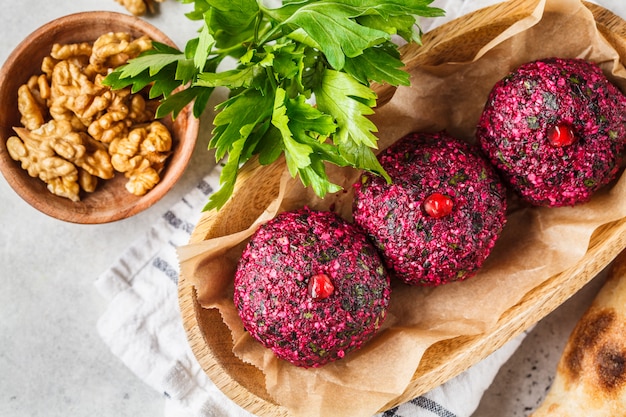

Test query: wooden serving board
[178,1,626,415]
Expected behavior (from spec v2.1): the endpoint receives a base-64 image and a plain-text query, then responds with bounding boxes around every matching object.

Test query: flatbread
[531,251,626,416]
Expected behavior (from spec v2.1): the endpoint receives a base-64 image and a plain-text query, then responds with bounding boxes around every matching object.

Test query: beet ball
[353,131,507,287]
[234,208,391,368]
[477,57,626,207]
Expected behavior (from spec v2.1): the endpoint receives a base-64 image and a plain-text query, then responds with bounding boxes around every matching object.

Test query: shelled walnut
[7,128,80,201]
[115,0,165,16]
[7,32,174,201]
[110,121,172,196]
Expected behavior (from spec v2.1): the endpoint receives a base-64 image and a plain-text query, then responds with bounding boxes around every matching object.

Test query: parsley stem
[208,44,247,59]
[253,11,264,47]
[265,65,278,91]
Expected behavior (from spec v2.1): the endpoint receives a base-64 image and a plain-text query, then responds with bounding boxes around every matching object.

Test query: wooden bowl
[179,1,626,416]
[0,12,198,224]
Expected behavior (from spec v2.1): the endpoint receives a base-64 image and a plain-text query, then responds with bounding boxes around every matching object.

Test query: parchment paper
[177,0,626,415]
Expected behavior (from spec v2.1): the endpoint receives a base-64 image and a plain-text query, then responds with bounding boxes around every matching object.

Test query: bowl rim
[0,11,199,224]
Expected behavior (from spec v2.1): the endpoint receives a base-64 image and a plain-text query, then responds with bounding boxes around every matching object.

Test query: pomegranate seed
[423,192,454,218]
[548,123,576,147]
[308,273,334,299]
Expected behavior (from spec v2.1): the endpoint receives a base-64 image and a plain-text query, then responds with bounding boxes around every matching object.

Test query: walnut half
[109,121,172,196]
[115,0,165,16]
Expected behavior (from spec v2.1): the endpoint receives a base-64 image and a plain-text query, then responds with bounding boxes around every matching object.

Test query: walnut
[46,175,81,201]
[90,32,152,72]
[88,116,130,144]
[128,94,157,124]
[34,119,74,139]
[125,158,161,195]
[31,121,114,181]
[76,90,113,120]
[47,95,89,132]
[7,128,80,201]
[86,85,135,143]
[78,168,98,193]
[41,57,58,78]
[73,134,115,180]
[17,84,46,130]
[115,0,147,16]
[116,0,165,16]
[25,75,48,108]
[50,42,93,60]
[109,121,172,195]
[139,121,171,169]
[45,60,105,130]
[6,121,116,200]
[49,59,96,98]
[36,74,52,101]
[47,131,86,161]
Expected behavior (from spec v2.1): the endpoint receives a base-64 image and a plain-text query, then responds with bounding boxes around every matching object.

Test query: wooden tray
[178,1,626,415]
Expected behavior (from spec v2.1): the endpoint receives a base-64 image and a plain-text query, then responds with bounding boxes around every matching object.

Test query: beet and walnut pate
[353,132,507,287]
[234,208,391,368]
[477,57,626,207]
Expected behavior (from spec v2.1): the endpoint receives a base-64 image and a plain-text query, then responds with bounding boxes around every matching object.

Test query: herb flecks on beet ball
[353,131,507,287]
[477,57,626,207]
[234,208,391,368]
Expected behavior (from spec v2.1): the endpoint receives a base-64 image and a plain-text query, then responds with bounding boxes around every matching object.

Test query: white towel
[95,167,253,417]
[95,1,528,416]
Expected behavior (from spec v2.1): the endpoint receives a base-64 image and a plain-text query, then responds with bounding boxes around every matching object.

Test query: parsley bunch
[104,0,444,211]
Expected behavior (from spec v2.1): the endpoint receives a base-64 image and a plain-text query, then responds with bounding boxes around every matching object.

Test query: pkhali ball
[353,131,507,286]
[477,58,626,207]
[234,208,391,368]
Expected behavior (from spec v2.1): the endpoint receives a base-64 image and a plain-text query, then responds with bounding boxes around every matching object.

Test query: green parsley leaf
[156,87,205,119]
[272,88,313,177]
[314,68,378,149]
[104,0,445,211]
[196,65,263,89]
[120,52,183,79]
[343,42,410,86]
[210,87,274,160]
[194,25,215,70]
[280,4,390,70]
[203,137,247,211]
